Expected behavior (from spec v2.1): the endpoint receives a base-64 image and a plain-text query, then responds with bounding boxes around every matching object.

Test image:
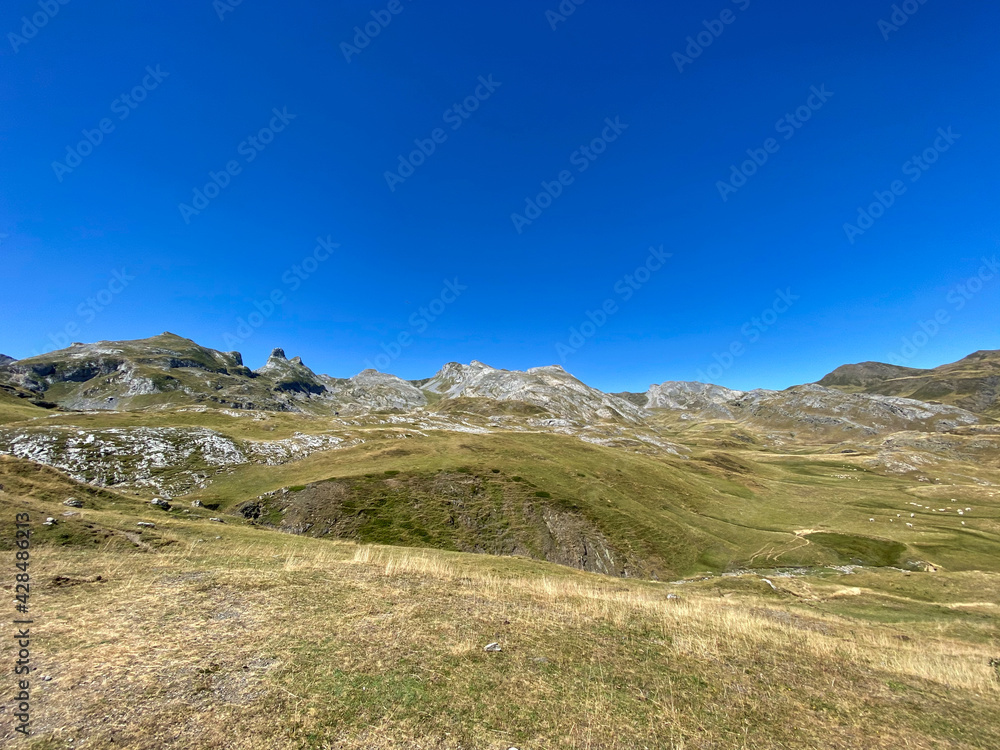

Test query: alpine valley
[2,333,998,748]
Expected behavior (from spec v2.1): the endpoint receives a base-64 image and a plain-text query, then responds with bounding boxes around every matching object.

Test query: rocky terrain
[818,349,1000,418]
[0,334,997,578]
[2,333,999,750]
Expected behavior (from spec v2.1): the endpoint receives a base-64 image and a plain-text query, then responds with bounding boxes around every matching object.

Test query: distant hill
[817,350,1000,418]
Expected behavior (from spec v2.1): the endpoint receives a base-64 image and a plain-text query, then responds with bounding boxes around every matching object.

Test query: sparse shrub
[384,470,400,476]
[534,491,551,498]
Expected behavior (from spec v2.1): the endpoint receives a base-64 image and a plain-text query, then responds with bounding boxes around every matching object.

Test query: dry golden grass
[3,528,999,749]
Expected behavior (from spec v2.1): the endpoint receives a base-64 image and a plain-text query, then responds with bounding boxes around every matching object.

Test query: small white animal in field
[869,518,875,522]
[958,510,964,515]
[961,521,966,526]
[890,519,894,523]
[966,507,971,512]
[897,513,901,517]
[906,523,913,528]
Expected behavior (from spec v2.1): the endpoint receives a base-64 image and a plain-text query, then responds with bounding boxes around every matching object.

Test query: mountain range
[2,332,997,425]
[1,332,997,579]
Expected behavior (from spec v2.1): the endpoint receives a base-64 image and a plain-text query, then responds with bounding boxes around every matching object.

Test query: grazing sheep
[958,510,964,515]
[897,513,901,517]
[869,518,875,522]
[906,523,913,528]
[910,513,915,518]
[962,521,966,526]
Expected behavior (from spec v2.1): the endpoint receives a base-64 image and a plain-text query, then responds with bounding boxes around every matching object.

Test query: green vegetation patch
[805,532,907,567]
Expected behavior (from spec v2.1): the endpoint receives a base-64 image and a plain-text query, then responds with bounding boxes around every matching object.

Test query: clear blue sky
[2,0,997,392]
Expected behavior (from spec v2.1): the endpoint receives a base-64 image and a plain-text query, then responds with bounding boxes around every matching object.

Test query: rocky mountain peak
[270,348,287,360]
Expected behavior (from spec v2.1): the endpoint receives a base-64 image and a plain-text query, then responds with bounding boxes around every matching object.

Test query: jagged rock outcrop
[0,425,352,495]
[640,382,746,420]
[639,381,980,437]
[331,370,427,412]
[255,348,327,395]
[420,361,646,424]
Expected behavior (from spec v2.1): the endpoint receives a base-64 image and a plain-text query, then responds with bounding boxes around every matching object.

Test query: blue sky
[1,0,997,392]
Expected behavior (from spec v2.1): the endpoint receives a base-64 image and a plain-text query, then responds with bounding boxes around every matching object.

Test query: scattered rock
[209,517,224,523]
[151,498,171,510]
[42,676,52,682]
[63,498,84,508]
[61,511,78,517]
[191,500,203,507]
[52,575,103,587]
[137,522,155,528]
[484,642,502,652]
[42,517,55,526]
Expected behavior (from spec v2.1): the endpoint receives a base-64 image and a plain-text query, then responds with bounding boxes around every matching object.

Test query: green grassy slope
[2,460,998,749]
[179,428,1000,578]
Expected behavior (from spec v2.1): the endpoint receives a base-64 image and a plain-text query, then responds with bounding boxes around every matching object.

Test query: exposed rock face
[0,354,15,366]
[0,332,992,433]
[330,370,427,412]
[642,382,746,420]
[421,361,645,424]
[640,382,980,437]
[0,426,352,496]
[255,349,326,395]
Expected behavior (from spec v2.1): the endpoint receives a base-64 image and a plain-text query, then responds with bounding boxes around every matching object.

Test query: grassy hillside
[1,460,998,748]
[819,350,1000,418]
[171,427,1000,578]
